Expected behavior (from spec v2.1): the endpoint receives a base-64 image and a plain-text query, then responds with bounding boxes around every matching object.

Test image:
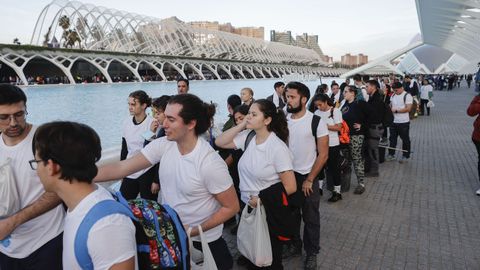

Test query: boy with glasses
[0,84,65,270]
[31,121,136,270]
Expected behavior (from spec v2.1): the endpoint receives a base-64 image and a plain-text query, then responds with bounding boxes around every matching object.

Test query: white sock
[318,180,324,189]
[334,185,341,193]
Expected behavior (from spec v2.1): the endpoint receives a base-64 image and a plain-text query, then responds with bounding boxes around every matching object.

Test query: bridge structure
[0,0,347,85]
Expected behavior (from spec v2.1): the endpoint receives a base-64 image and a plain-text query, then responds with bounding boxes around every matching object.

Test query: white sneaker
[476,188,480,196]
[385,155,395,162]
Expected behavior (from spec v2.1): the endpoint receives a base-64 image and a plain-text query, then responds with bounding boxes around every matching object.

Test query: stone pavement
[223,85,480,269]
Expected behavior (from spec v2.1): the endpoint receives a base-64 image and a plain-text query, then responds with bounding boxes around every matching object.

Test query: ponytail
[169,94,216,135]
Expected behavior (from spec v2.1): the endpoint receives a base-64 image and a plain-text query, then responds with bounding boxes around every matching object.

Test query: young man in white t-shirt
[285,82,329,270]
[0,84,65,270]
[32,121,136,270]
[95,94,239,270]
[387,82,413,163]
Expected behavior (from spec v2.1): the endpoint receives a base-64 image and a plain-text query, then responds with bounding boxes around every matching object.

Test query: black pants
[420,99,430,115]
[0,233,63,270]
[366,124,384,175]
[389,122,411,158]
[326,145,341,187]
[474,139,480,183]
[120,168,157,200]
[193,237,233,270]
[291,172,320,256]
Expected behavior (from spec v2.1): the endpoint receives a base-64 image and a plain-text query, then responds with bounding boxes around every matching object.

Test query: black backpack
[244,115,324,180]
[382,97,394,127]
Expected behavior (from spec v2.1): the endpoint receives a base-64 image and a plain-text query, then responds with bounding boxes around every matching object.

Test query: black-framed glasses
[28,159,42,170]
[0,110,28,124]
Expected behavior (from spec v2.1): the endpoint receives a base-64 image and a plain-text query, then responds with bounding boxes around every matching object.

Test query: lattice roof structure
[31,0,326,66]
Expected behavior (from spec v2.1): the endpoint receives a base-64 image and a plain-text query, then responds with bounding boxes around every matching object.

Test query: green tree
[59,15,71,47]
[66,30,81,49]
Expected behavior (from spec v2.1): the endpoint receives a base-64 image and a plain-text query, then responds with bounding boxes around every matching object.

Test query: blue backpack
[74,192,190,270]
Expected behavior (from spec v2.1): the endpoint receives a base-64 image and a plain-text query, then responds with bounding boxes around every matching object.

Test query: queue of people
[0,75,421,270]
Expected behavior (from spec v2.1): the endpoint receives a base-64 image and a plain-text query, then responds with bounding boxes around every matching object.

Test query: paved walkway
[224,85,480,269]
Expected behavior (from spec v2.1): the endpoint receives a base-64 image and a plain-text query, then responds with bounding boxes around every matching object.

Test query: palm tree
[66,30,81,48]
[13,38,20,45]
[58,15,70,30]
[59,15,71,47]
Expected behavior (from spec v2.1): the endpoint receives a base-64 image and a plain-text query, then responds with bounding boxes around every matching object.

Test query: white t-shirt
[234,131,293,203]
[0,126,65,258]
[391,91,413,123]
[122,116,153,179]
[141,137,233,243]
[63,185,137,270]
[287,111,329,174]
[420,85,433,100]
[314,108,342,147]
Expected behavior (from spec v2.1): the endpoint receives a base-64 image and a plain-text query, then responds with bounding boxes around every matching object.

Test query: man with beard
[283,82,329,270]
[0,84,65,270]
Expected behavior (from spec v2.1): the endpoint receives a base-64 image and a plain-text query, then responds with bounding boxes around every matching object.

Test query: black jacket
[367,91,384,125]
[259,182,295,240]
[266,94,286,109]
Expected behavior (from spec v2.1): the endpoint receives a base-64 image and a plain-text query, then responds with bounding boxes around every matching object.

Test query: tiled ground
[225,85,480,270]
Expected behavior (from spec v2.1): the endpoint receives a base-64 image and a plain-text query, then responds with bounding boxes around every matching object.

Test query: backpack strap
[244,130,256,150]
[163,205,189,270]
[311,114,320,151]
[74,199,135,270]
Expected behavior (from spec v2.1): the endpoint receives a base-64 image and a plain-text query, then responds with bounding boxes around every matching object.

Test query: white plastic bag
[237,199,272,267]
[427,100,435,108]
[0,158,20,218]
[188,225,218,270]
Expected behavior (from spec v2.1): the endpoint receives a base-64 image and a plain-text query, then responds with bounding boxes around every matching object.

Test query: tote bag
[237,199,272,267]
[188,225,218,270]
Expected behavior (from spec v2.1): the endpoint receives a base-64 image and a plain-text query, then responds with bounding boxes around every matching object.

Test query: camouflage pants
[349,134,365,184]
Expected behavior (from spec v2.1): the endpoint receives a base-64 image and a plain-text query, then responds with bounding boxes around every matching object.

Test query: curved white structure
[30,0,325,66]
[341,0,480,77]
[0,0,354,85]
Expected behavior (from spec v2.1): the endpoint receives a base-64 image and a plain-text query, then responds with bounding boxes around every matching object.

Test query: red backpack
[330,108,350,144]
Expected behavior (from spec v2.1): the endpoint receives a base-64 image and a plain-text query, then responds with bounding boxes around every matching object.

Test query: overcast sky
[0,0,420,60]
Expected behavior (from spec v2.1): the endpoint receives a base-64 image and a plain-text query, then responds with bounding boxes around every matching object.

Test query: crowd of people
[0,72,440,270]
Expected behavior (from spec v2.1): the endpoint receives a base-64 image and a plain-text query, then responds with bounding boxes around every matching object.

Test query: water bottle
[0,236,11,248]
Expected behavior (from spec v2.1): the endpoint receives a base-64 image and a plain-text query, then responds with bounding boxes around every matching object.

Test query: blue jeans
[389,122,411,158]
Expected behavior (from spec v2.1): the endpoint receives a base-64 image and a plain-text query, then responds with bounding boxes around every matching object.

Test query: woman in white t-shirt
[215,99,296,270]
[420,79,433,116]
[313,94,343,202]
[120,90,156,200]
